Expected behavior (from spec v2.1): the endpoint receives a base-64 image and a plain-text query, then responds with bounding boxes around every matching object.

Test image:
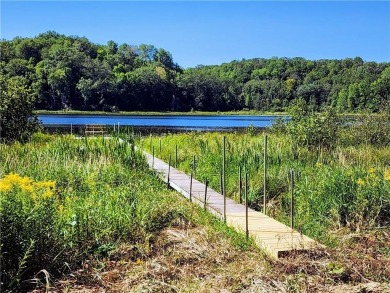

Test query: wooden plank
[142,150,322,259]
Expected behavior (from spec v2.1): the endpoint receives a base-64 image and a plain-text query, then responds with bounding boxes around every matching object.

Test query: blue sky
[1,1,389,68]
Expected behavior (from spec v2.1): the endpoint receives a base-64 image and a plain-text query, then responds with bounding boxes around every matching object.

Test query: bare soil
[31,222,390,293]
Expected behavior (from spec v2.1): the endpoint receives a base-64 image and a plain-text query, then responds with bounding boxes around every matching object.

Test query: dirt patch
[32,227,389,292]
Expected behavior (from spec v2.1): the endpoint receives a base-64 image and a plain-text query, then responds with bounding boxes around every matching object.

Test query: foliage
[147,131,390,245]
[0,135,193,291]
[286,99,340,150]
[0,76,40,143]
[1,32,389,113]
[339,113,390,147]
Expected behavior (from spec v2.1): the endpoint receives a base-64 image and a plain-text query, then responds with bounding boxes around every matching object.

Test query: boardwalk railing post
[159,138,162,156]
[245,172,249,239]
[190,171,193,202]
[239,166,242,204]
[167,154,171,186]
[175,144,178,168]
[263,134,268,215]
[152,146,155,169]
[190,155,195,202]
[290,169,295,230]
[220,170,223,195]
[192,155,196,178]
[204,179,208,210]
[223,136,226,223]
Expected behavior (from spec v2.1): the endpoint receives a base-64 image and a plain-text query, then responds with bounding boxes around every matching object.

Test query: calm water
[38,114,287,130]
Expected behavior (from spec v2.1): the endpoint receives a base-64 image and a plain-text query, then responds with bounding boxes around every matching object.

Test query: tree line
[1,31,389,113]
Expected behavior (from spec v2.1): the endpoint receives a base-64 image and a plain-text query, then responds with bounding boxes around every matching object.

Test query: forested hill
[1,31,389,112]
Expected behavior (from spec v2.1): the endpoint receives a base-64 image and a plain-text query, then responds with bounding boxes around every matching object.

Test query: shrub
[287,99,340,151]
[0,76,40,143]
[339,113,390,147]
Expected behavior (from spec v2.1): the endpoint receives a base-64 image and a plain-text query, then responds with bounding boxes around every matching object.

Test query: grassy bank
[0,134,254,291]
[1,133,389,291]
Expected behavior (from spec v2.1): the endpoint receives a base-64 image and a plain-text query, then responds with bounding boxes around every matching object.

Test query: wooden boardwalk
[143,151,321,259]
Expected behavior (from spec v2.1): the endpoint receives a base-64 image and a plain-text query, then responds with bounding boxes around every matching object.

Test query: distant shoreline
[35,110,288,116]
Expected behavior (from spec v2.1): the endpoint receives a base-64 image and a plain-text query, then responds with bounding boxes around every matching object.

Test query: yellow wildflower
[356,178,365,186]
[42,190,53,199]
[0,180,12,192]
[19,176,33,186]
[315,162,323,168]
[0,173,56,201]
[20,183,34,193]
[31,192,38,202]
[367,167,377,179]
[385,170,390,181]
[58,204,64,214]
[44,181,56,188]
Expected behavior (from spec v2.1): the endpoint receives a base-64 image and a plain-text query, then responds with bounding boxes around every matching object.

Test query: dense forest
[1,31,389,112]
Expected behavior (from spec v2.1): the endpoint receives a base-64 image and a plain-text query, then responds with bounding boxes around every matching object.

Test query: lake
[38,114,287,130]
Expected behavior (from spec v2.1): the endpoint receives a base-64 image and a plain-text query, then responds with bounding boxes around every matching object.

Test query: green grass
[143,131,390,246]
[0,132,256,291]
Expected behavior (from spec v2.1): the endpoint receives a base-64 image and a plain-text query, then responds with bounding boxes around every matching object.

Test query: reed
[0,134,189,290]
[146,131,390,245]
[1,132,256,291]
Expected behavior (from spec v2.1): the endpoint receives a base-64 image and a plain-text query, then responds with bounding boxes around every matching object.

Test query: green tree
[0,76,40,143]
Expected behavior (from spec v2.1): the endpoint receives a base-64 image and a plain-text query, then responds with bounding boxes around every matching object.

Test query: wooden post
[190,155,195,202]
[263,134,267,215]
[70,123,73,136]
[220,170,223,194]
[152,146,155,169]
[192,155,196,178]
[239,166,242,204]
[159,138,162,156]
[150,134,152,152]
[117,122,120,136]
[167,154,171,186]
[175,144,178,168]
[189,171,193,202]
[204,179,208,210]
[290,169,295,230]
[245,172,249,239]
[223,136,226,223]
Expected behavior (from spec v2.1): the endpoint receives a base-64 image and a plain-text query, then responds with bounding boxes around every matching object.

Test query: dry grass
[32,223,389,293]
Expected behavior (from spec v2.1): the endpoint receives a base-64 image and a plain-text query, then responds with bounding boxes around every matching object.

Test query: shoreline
[35,110,288,116]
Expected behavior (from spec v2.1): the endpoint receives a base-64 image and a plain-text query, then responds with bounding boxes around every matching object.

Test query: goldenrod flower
[356,178,365,186]
[0,180,12,192]
[20,183,34,193]
[0,173,56,200]
[385,170,390,181]
[42,190,53,199]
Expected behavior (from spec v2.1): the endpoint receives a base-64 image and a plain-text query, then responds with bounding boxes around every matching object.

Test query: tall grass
[1,132,257,291]
[145,131,390,245]
[0,134,189,290]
